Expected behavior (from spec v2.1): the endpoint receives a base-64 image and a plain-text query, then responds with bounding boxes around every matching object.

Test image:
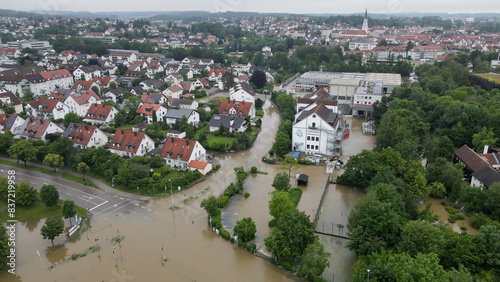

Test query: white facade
[292,114,342,157]
[109,135,155,157]
[65,93,102,117]
[229,89,255,104]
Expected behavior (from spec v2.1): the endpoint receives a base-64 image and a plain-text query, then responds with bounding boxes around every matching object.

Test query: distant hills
[0,8,497,20]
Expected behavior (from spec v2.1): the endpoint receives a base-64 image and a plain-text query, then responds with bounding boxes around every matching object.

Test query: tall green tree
[272,172,291,192]
[478,225,500,269]
[8,139,37,167]
[40,184,59,207]
[280,155,300,178]
[472,127,498,153]
[200,195,221,217]
[296,238,331,281]
[397,220,445,257]
[16,182,37,207]
[0,226,9,270]
[77,162,90,181]
[43,153,64,172]
[268,190,295,220]
[272,131,291,158]
[40,217,64,244]
[63,112,82,128]
[233,217,257,243]
[62,199,77,224]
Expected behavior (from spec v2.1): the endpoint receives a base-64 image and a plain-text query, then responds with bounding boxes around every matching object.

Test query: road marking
[89,201,108,211]
[120,197,124,200]
[141,206,146,209]
[135,203,139,206]
[130,210,137,214]
[31,182,37,185]
[147,209,151,212]
[66,193,73,196]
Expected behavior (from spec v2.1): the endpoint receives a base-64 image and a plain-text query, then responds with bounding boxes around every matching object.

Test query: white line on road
[89,201,108,211]
[66,193,73,196]
[147,209,151,211]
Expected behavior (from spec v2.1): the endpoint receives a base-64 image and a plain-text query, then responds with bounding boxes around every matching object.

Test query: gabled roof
[85,104,115,121]
[63,123,98,146]
[50,89,74,102]
[455,145,490,172]
[171,99,195,108]
[69,90,101,105]
[92,76,112,85]
[40,69,72,81]
[109,129,146,153]
[218,100,253,116]
[167,85,183,93]
[0,90,21,106]
[72,80,94,90]
[137,103,163,116]
[141,92,163,104]
[165,109,194,119]
[472,166,500,188]
[19,118,54,139]
[231,82,256,96]
[28,98,60,113]
[188,160,209,169]
[296,104,338,126]
[207,114,248,130]
[160,137,197,162]
[0,114,21,131]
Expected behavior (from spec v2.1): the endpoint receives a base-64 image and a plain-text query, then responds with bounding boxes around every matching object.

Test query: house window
[306,145,310,149]
[315,145,319,150]
[312,122,316,128]
[307,136,310,141]
[316,137,319,141]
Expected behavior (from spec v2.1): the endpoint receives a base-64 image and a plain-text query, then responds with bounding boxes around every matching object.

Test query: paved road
[0,164,153,220]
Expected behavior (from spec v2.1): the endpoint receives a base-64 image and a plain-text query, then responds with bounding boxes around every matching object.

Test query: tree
[478,225,500,269]
[472,127,498,153]
[268,190,295,220]
[77,162,90,181]
[40,217,64,244]
[43,153,64,172]
[272,172,291,192]
[1,102,15,114]
[16,182,37,206]
[62,199,76,224]
[200,195,221,217]
[0,226,9,270]
[233,217,257,243]
[378,39,388,46]
[255,98,263,109]
[8,139,37,167]
[426,135,454,162]
[63,112,82,128]
[264,209,315,266]
[249,70,267,89]
[0,131,14,155]
[397,220,445,257]
[49,136,77,166]
[280,155,300,178]
[222,71,234,89]
[296,239,330,281]
[40,184,59,207]
[272,131,291,158]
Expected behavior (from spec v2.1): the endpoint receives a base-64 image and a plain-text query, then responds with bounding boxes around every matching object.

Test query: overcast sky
[4,0,500,15]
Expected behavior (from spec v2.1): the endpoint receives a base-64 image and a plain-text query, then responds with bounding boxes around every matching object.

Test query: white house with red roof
[65,90,102,117]
[63,123,108,149]
[218,100,255,119]
[83,104,118,125]
[137,103,168,124]
[163,85,183,99]
[0,114,25,134]
[229,82,256,104]
[92,76,115,88]
[0,89,23,114]
[208,68,229,82]
[16,117,64,141]
[39,69,74,93]
[25,98,69,120]
[73,65,102,81]
[72,80,99,92]
[187,160,212,175]
[160,137,206,170]
[109,129,155,157]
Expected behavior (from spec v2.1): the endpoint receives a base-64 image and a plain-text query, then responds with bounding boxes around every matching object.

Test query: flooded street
[1,104,377,281]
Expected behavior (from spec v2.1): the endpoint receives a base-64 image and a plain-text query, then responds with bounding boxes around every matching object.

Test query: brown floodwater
[0,108,376,281]
[417,197,479,235]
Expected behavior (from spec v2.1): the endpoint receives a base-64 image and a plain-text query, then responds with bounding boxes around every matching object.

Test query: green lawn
[195,126,235,146]
[0,199,88,225]
[118,124,134,130]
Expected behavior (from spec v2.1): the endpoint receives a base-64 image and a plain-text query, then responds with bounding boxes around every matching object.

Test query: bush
[280,260,294,271]
[262,156,276,164]
[220,229,231,240]
[289,188,303,206]
[469,213,489,229]
[244,192,250,198]
[212,215,222,230]
[247,243,257,253]
[250,166,257,173]
[218,195,230,208]
[268,218,277,227]
[297,159,311,165]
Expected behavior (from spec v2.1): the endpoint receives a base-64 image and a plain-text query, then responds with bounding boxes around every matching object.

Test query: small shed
[297,174,309,186]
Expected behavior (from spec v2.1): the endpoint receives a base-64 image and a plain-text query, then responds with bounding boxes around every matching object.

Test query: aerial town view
[0,1,499,281]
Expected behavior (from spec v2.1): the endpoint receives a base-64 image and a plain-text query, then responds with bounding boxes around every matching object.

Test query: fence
[313,175,330,227]
[315,220,350,240]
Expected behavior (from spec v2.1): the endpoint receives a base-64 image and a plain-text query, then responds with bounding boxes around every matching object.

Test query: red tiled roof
[160,137,197,162]
[65,123,97,146]
[28,98,60,113]
[0,114,19,131]
[21,118,52,139]
[218,100,253,116]
[40,69,72,81]
[137,103,162,116]
[109,129,145,153]
[70,90,101,105]
[85,104,114,121]
[92,76,112,85]
[72,80,94,90]
[188,160,209,169]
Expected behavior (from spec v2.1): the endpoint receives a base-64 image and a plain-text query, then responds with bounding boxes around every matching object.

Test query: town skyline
[3,1,500,16]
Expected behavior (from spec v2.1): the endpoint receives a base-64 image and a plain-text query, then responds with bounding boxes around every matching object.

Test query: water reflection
[22,218,40,232]
[45,244,68,265]
[417,197,478,234]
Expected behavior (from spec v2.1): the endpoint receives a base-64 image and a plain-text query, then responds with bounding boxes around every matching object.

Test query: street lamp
[367,269,370,282]
[235,212,238,246]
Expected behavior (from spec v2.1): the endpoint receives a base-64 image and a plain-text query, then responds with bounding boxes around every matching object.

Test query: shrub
[469,213,489,229]
[280,260,294,271]
[218,195,229,208]
[220,229,231,240]
[250,166,257,173]
[268,218,277,227]
[289,188,303,206]
[212,215,222,230]
[297,159,311,165]
[248,243,257,253]
[262,156,276,164]
[71,253,79,260]
[244,192,250,198]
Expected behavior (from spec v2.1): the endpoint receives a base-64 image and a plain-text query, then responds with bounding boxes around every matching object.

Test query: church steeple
[362,8,369,34]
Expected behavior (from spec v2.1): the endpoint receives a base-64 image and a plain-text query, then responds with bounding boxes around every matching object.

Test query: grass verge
[0,199,88,225]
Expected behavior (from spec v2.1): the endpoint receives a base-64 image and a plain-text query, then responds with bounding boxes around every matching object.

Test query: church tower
[362,8,369,34]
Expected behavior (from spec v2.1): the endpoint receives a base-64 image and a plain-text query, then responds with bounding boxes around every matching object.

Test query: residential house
[0,89,23,114]
[50,89,74,102]
[72,80,98,92]
[163,85,183,99]
[207,115,249,133]
[39,69,74,92]
[208,68,228,82]
[292,103,344,157]
[348,38,377,51]
[146,60,164,77]
[179,81,195,92]
[0,114,25,133]
[109,129,154,157]
[141,92,167,104]
[471,166,500,188]
[166,130,186,139]
[73,65,102,81]
[160,137,206,170]
[107,49,138,63]
[102,89,125,104]
[139,79,164,91]
[188,160,212,175]
[137,103,168,124]
[64,90,102,117]
[229,82,256,104]
[16,117,64,141]
[218,100,255,119]
[92,76,115,89]
[171,99,199,110]
[164,73,183,85]
[25,98,68,120]
[83,104,118,125]
[62,123,108,149]
[58,50,78,61]
[165,109,199,126]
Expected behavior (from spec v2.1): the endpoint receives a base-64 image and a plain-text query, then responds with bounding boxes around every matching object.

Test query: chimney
[121,129,124,134]
[134,131,137,137]
[483,145,489,155]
